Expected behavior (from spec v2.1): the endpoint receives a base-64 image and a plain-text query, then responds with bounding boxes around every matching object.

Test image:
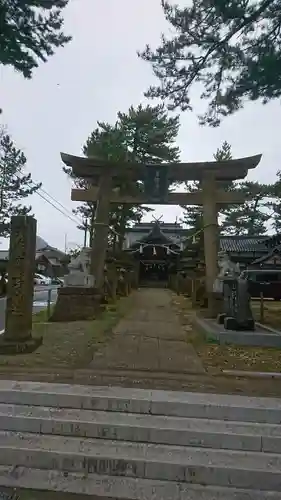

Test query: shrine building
[124,221,281,286]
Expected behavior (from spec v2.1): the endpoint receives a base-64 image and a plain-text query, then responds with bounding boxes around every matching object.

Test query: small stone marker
[0,215,42,354]
[218,276,255,331]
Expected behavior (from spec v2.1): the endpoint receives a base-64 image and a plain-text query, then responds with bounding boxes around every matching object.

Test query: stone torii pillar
[90,171,113,290]
[201,174,221,316]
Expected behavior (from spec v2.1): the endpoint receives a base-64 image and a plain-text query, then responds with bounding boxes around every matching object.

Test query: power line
[15,174,125,239]
[13,173,84,226]
[35,189,83,226]
[37,183,82,223]
[28,178,124,238]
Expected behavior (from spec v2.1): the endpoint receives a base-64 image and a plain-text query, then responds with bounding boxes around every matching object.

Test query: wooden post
[111,267,118,303]
[191,278,197,307]
[202,174,219,317]
[91,172,112,290]
[260,291,264,323]
[47,288,52,319]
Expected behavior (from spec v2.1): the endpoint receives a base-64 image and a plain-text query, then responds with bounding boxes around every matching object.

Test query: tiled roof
[36,235,49,250]
[219,236,268,253]
[0,236,66,262]
[252,244,281,264]
[136,223,175,245]
[126,226,273,255]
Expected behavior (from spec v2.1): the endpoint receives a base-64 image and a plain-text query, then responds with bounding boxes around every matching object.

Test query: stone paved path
[89,288,205,374]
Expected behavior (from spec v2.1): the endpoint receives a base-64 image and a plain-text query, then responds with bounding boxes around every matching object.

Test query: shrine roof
[262,233,281,248]
[131,222,178,246]
[129,222,185,233]
[125,222,185,247]
[61,153,262,181]
[220,236,268,253]
[251,245,281,264]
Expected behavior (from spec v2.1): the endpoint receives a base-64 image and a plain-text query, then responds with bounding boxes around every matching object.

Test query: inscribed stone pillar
[202,175,219,316]
[91,172,112,290]
[1,216,42,353]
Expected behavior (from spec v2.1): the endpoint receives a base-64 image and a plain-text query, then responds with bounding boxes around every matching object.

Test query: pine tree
[222,182,271,235]
[64,104,181,248]
[213,141,232,162]
[117,104,180,164]
[139,0,281,126]
[267,172,281,233]
[0,130,41,236]
[83,121,149,250]
[181,141,233,233]
[0,0,71,78]
[113,104,180,248]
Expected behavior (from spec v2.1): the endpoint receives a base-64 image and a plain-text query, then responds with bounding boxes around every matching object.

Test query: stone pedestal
[0,216,42,354]
[50,287,102,322]
[117,278,129,297]
[221,277,255,331]
[64,272,95,288]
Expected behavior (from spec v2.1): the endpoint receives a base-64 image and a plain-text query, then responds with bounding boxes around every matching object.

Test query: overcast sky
[1,0,280,251]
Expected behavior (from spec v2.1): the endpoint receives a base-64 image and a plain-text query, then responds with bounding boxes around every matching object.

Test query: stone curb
[0,380,281,422]
[1,403,281,453]
[0,431,280,491]
[0,467,279,500]
[223,370,281,379]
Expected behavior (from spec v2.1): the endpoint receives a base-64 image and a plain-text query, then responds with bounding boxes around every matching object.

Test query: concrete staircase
[0,381,280,499]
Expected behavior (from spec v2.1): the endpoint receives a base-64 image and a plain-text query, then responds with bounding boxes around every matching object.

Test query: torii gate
[62,153,262,316]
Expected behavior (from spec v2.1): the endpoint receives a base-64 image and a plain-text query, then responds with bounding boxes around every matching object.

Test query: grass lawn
[0,295,134,370]
[32,307,54,323]
[173,295,281,373]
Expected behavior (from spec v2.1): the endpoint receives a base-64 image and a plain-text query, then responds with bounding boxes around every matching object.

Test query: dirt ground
[1,289,281,398]
[0,296,133,370]
[173,295,281,373]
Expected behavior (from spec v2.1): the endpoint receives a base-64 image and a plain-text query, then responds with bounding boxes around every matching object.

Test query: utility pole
[83,219,88,247]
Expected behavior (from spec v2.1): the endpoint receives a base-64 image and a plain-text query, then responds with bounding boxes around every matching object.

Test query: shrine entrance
[62,152,262,317]
[128,218,181,287]
[139,261,168,286]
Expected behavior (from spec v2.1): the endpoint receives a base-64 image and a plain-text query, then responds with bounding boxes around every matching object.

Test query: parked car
[34,273,51,286]
[51,277,64,286]
[239,269,281,300]
[34,275,46,285]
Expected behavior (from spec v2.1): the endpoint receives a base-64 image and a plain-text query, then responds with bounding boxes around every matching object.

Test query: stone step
[1,403,281,453]
[0,467,280,500]
[1,380,281,423]
[0,431,281,491]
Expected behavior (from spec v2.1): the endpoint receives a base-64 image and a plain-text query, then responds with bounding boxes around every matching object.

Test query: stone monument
[215,252,255,331]
[50,247,101,322]
[0,216,42,354]
[219,275,255,331]
[213,251,240,293]
[64,247,95,287]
